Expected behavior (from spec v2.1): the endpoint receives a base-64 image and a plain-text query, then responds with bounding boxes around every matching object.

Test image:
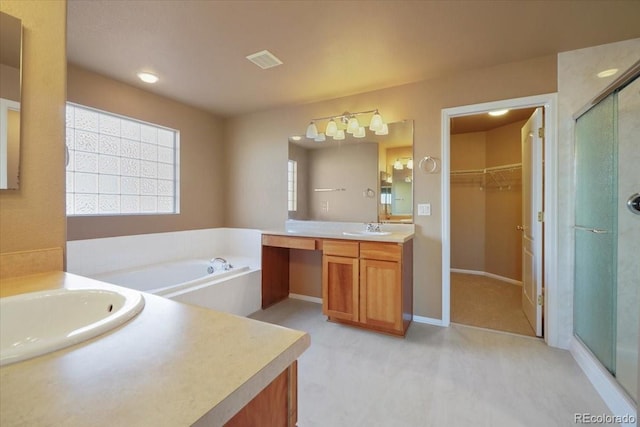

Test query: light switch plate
[417,203,431,216]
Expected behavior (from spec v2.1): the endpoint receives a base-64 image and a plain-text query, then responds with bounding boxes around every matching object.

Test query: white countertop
[0,272,310,426]
[263,220,415,243]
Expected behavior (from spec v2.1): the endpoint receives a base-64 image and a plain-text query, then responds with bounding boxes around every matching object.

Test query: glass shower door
[574,94,617,374]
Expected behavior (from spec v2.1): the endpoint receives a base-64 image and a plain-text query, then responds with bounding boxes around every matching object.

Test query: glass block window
[66,103,180,216]
[287,160,297,212]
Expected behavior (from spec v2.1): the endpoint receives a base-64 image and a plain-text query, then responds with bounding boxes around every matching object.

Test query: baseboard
[451,268,522,286]
[412,315,445,327]
[570,336,637,425]
[288,293,322,304]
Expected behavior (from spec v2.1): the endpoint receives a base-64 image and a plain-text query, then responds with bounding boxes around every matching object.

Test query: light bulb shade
[334,129,345,140]
[375,123,389,135]
[306,122,318,139]
[354,126,366,138]
[346,117,360,134]
[407,159,413,169]
[314,133,326,142]
[325,119,338,137]
[394,159,403,170]
[369,111,384,132]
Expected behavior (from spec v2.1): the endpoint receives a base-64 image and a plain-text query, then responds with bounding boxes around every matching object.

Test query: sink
[0,288,144,366]
[342,231,392,237]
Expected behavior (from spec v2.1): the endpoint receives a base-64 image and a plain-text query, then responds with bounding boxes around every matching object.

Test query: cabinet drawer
[360,242,402,262]
[323,240,359,257]
[262,235,317,250]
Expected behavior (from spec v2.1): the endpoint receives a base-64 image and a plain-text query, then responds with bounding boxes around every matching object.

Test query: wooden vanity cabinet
[262,233,413,336]
[322,239,413,336]
[322,240,359,322]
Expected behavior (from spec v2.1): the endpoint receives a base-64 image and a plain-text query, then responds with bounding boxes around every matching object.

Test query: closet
[449,108,538,336]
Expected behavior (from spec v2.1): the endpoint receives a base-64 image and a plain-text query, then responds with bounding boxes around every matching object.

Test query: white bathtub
[94,259,249,294]
[67,228,262,317]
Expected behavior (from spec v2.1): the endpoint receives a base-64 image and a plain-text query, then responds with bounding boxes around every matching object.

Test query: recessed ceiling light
[137,72,159,84]
[488,109,509,117]
[290,136,302,141]
[597,68,619,78]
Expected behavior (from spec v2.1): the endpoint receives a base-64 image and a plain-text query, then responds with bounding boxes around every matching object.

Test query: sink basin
[0,288,144,366]
[342,231,392,236]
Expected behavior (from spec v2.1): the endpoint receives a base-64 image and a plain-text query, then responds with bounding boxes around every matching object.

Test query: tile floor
[250,298,614,427]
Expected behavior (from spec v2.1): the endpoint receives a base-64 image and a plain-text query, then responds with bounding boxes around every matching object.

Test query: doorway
[441,93,559,345]
[449,107,538,336]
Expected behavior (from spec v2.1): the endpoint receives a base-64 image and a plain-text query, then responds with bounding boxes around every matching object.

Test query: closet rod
[450,162,521,175]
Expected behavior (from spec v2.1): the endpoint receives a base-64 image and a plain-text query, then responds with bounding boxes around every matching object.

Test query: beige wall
[450,132,486,272]
[225,54,557,319]
[0,0,66,266]
[66,65,226,240]
[289,249,322,298]
[484,120,524,281]
[450,120,524,281]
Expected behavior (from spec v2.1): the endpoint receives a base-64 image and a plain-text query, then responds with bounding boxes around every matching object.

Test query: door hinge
[537,211,544,222]
[537,295,543,306]
[538,127,544,138]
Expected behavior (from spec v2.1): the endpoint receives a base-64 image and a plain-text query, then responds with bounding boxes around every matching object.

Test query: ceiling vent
[246,50,283,69]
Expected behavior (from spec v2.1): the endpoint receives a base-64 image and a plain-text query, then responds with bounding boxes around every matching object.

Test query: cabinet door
[322,255,359,322]
[360,259,402,332]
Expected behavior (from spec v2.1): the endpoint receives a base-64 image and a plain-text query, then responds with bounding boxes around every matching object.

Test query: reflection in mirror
[288,120,413,223]
[0,11,22,190]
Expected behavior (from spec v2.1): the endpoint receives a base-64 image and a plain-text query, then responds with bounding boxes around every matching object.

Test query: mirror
[288,120,413,223]
[0,11,22,190]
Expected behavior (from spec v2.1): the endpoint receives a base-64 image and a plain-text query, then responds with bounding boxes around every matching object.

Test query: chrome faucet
[365,222,381,232]
[209,257,233,272]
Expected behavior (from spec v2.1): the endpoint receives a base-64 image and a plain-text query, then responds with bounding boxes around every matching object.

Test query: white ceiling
[67,0,640,117]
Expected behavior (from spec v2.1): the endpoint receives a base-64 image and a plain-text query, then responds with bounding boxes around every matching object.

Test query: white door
[521,108,544,337]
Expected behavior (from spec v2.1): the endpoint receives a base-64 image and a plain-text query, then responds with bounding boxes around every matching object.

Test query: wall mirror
[0,11,22,190]
[288,119,413,223]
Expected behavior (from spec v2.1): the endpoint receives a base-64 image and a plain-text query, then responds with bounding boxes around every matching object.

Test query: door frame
[441,93,559,347]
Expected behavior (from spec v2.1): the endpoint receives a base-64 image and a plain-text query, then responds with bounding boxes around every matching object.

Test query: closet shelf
[451,162,522,190]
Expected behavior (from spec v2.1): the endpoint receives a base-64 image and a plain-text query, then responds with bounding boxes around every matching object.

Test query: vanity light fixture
[597,68,619,78]
[488,109,509,117]
[137,71,159,84]
[304,109,386,141]
[375,123,389,136]
[393,157,413,170]
[306,122,318,139]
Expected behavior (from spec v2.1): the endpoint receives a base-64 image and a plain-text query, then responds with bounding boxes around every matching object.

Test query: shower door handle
[627,193,640,215]
[573,225,609,234]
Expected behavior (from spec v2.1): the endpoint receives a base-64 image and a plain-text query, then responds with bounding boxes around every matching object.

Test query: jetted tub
[94,258,259,316]
[95,259,250,295]
[67,228,262,317]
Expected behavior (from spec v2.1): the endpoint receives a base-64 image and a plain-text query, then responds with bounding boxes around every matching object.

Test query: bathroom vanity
[262,223,414,336]
[0,272,309,426]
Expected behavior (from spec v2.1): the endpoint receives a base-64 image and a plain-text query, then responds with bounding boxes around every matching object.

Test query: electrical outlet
[417,203,431,216]
[321,201,329,212]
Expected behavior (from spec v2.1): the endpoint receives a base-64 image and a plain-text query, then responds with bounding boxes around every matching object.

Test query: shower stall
[573,62,639,405]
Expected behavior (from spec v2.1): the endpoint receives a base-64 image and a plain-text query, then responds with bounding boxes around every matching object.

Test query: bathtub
[67,228,262,317]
